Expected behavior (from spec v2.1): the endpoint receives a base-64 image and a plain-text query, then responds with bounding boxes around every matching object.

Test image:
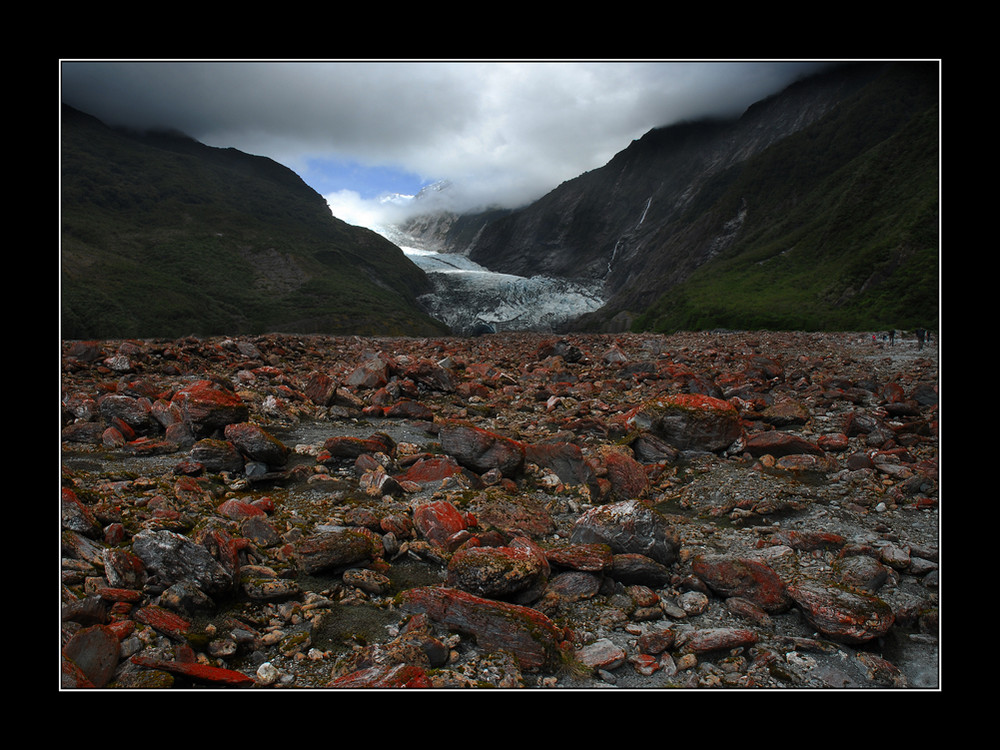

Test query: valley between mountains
[61,61,940,691]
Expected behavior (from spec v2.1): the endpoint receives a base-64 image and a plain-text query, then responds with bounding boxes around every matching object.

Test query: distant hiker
[916,328,925,350]
[888,329,895,346]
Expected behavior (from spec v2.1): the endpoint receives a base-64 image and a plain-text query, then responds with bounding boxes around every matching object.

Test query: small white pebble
[256,661,280,686]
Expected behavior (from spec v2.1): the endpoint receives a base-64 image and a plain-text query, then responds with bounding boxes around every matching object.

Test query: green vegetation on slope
[632,63,939,334]
[61,105,448,340]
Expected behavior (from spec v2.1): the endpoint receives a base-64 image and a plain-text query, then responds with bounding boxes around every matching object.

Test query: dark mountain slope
[61,105,448,340]
[618,62,939,332]
[427,62,938,333]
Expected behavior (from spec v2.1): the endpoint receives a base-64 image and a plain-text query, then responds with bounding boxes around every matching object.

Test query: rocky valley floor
[60,330,940,690]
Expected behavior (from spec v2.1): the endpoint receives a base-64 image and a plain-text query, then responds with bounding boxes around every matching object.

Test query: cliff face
[416,62,939,332]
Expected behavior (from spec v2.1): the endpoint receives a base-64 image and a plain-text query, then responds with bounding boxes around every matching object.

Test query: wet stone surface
[61,330,939,690]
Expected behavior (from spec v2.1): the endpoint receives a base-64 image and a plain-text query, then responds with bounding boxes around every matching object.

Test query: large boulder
[439,422,525,476]
[570,500,680,567]
[524,441,594,486]
[398,586,567,672]
[744,431,823,457]
[293,529,378,575]
[189,438,245,473]
[131,529,234,597]
[625,394,743,452]
[787,579,895,644]
[170,380,249,437]
[447,544,548,600]
[413,500,474,549]
[224,422,289,466]
[98,393,154,435]
[691,554,792,613]
[62,625,121,688]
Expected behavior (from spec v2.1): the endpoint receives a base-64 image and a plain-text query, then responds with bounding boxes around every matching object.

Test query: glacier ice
[404,244,606,335]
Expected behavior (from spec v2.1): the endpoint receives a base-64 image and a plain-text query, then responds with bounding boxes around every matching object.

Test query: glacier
[339,187,606,335]
[402,242,606,335]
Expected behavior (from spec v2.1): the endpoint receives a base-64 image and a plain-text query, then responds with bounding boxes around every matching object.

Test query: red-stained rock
[102,548,146,589]
[218,498,267,520]
[676,627,758,654]
[744,354,784,381]
[395,456,478,489]
[817,433,850,452]
[598,445,649,500]
[224,422,288,466]
[725,596,774,628]
[97,586,143,604]
[131,656,255,687]
[524,441,593,485]
[107,619,136,640]
[413,500,473,548]
[293,528,377,575]
[637,628,676,655]
[759,399,809,426]
[328,663,433,688]
[126,437,181,456]
[61,421,106,444]
[402,358,457,392]
[468,492,556,538]
[575,637,626,671]
[846,451,874,470]
[62,624,121,687]
[447,544,548,599]
[764,529,846,552]
[62,654,96,688]
[744,431,823,457]
[189,438,244,473]
[774,453,840,475]
[440,422,525,477]
[880,381,906,404]
[170,380,249,437]
[570,500,680,567]
[833,555,890,593]
[630,431,681,464]
[104,523,127,546]
[545,543,614,572]
[787,579,895,644]
[134,605,193,641]
[380,512,415,538]
[609,553,671,587]
[102,426,126,447]
[62,487,102,537]
[399,586,566,672]
[624,393,743,452]
[345,356,391,389]
[458,381,492,399]
[132,528,235,596]
[384,399,434,420]
[321,433,396,460]
[545,570,602,601]
[691,554,792,613]
[302,370,338,406]
[98,393,153,434]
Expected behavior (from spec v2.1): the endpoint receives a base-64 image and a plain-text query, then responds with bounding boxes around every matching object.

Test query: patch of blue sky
[301,157,432,200]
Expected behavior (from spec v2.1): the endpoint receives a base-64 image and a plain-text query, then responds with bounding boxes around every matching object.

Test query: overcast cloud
[60,60,835,226]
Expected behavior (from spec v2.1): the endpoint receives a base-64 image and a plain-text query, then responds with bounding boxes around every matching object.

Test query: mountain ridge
[60,104,449,340]
[405,61,939,333]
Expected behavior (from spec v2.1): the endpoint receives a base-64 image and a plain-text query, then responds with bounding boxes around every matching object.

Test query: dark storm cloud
[61,59,834,217]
